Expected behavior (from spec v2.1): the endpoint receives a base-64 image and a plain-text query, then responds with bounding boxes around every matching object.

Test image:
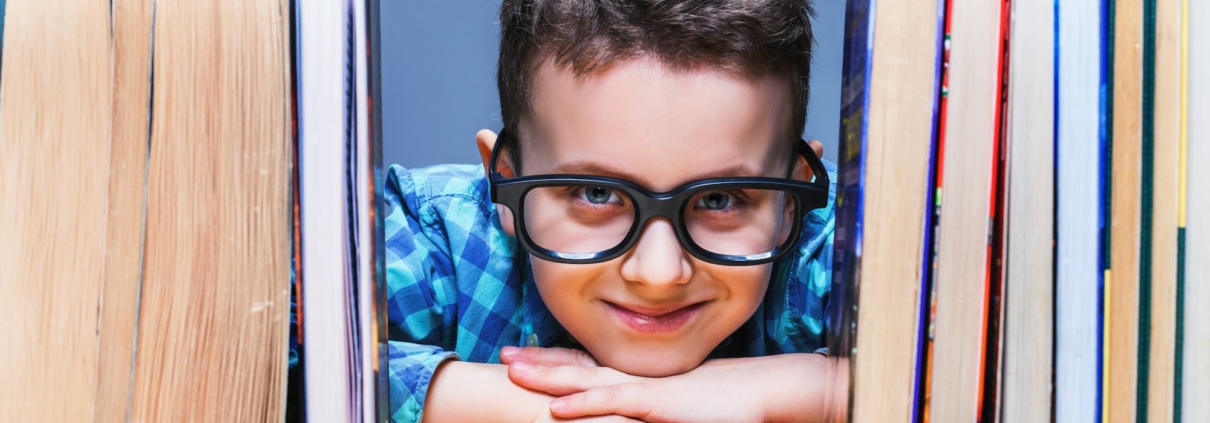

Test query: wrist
[423,361,555,422]
[760,353,830,423]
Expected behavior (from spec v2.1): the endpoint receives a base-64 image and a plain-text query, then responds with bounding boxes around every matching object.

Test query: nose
[619,217,693,290]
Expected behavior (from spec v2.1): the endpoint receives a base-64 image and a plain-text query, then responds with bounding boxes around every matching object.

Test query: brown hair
[496,0,816,171]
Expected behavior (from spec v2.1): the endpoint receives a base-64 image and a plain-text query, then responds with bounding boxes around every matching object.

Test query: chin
[588,344,710,377]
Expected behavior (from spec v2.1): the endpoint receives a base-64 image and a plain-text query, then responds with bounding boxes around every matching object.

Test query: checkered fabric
[383,162,836,423]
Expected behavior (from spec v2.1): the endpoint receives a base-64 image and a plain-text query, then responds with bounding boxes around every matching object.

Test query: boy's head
[479,0,818,377]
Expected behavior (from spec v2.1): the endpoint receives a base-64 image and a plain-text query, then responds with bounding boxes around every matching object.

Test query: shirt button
[526,333,540,347]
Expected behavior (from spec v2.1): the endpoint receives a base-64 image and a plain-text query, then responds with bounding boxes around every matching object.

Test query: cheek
[712,264,771,304]
[530,258,610,323]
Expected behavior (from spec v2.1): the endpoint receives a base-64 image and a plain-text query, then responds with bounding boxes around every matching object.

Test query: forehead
[522,58,793,191]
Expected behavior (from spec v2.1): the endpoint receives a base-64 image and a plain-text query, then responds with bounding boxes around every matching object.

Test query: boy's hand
[500,347,830,423]
[501,345,600,368]
[530,408,643,423]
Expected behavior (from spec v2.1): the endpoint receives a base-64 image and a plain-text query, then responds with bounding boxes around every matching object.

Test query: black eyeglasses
[487,129,830,266]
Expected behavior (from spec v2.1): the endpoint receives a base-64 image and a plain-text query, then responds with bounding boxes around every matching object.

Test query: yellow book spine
[1179,0,1188,228]
[1104,269,1112,421]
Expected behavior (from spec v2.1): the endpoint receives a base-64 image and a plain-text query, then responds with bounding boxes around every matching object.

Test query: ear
[476,129,517,236]
[791,140,825,183]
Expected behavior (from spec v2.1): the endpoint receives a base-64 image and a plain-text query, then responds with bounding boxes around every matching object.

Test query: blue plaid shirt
[384,162,836,423]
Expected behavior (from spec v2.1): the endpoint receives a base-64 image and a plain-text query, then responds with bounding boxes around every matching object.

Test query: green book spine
[1175,227,1185,423]
[1137,0,1157,420]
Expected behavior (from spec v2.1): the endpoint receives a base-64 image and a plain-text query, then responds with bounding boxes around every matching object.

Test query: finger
[508,362,636,396]
[555,415,645,422]
[501,346,599,367]
[549,383,655,421]
[807,139,824,158]
[532,409,644,423]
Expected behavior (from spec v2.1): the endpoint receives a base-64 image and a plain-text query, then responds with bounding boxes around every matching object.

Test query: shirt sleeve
[388,341,459,423]
[383,165,463,423]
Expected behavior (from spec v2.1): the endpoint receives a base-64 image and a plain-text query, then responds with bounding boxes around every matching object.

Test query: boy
[386,0,836,421]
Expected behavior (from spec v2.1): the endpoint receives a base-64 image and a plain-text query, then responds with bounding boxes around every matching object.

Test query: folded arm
[421,359,642,423]
[501,347,833,423]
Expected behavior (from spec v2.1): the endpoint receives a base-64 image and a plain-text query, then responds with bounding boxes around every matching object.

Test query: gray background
[381,0,844,168]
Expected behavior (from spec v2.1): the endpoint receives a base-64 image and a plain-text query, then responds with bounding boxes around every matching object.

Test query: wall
[382,0,844,168]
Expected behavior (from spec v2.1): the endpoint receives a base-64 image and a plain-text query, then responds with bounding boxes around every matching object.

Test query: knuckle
[575,350,597,366]
[522,347,544,359]
[597,385,622,403]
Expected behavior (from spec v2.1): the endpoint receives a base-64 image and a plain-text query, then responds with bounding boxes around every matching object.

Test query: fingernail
[549,398,566,413]
[512,361,532,373]
[501,346,518,358]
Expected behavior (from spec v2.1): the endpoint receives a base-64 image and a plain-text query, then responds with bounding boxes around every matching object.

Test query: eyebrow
[551,161,769,187]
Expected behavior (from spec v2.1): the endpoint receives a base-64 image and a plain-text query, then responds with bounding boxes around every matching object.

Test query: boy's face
[487,58,802,377]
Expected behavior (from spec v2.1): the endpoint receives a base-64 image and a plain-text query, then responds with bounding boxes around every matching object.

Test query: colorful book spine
[980,0,1013,418]
[912,0,948,421]
[918,2,952,419]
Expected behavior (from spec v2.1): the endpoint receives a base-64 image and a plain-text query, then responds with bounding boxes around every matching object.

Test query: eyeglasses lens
[523,186,636,255]
[684,188,796,257]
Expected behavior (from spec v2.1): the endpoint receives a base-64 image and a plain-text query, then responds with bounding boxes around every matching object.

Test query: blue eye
[696,192,740,211]
[695,191,734,210]
[578,186,622,205]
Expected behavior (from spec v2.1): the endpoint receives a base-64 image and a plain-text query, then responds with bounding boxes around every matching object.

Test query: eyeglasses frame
[487,128,831,266]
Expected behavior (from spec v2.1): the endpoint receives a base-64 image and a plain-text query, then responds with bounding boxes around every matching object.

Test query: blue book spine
[829,0,875,419]
[1098,0,1113,420]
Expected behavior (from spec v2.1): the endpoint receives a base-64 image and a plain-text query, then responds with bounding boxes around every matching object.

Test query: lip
[603,300,708,334]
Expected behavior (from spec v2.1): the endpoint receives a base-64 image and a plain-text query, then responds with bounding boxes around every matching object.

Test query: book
[296,0,386,421]
[1054,0,1107,421]
[917,0,951,417]
[999,0,1056,419]
[130,1,294,421]
[0,0,114,420]
[833,0,941,421]
[296,0,358,420]
[0,0,294,421]
[95,0,154,421]
[1145,0,1182,420]
[926,0,1006,420]
[981,3,1012,419]
[1107,0,1144,419]
[1181,0,1208,420]
[1174,3,1186,421]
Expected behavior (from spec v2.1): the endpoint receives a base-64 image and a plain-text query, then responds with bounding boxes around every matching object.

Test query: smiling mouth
[603,300,708,334]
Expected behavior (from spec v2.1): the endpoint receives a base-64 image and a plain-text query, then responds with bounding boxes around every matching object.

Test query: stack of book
[0,0,295,421]
[832,0,1209,421]
[0,0,387,421]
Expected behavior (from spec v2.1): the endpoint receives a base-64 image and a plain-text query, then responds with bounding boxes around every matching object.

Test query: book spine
[1055,0,1106,420]
[982,0,1013,420]
[918,2,952,420]
[1137,0,1156,418]
[1174,0,1188,421]
[1099,0,1114,420]
[911,1,948,421]
[365,0,392,421]
[1108,0,1145,418]
[830,1,875,421]
[1182,0,1208,418]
